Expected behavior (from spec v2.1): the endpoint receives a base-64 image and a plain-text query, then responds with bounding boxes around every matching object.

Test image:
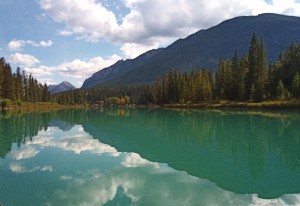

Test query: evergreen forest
[0,58,51,108]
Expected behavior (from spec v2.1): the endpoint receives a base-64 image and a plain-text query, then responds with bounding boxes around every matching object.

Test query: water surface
[0,109,299,205]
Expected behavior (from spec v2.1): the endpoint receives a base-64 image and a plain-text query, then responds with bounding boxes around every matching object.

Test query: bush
[1,99,12,109]
[16,100,23,107]
[106,97,120,105]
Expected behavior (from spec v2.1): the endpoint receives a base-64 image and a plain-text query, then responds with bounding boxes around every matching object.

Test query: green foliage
[246,34,268,101]
[1,99,12,108]
[16,100,22,107]
[0,58,51,105]
[276,80,286,100]
[278,44,300,90]
[106,97,120,105]
[104,96,130,105]
[292,72,300,98]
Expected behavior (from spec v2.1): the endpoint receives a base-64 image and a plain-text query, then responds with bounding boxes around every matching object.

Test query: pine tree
[292,72,300,98]
[277,80,286,100]
[42,83,50,102]
[279,43,300,90]
[231,50,240,100]
[0,58,3,99]
[223,60,234,100]
[200,70,212,101]
[237,55,248,101]
[250,84,256,102]
[1,61,14,100]
[246,33,260,99]
[15,67,23,101]
[22,70,29,102]
[215,58,226,99]
[246,34,267,101]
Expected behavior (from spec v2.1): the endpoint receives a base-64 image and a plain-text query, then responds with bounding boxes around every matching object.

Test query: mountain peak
[49,81,76,94]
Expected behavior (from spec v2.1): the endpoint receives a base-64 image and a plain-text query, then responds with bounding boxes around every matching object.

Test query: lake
[0,108,300,206]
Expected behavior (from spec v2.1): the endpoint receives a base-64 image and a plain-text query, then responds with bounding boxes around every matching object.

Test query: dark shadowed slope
[82,49,163,88]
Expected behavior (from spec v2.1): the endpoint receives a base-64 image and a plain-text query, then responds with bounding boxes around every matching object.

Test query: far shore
[1,99,300,112]
[0,102,89,112]
[162,100,300,110]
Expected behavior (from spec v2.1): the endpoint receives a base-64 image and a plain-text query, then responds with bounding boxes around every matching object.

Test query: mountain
[82,48,163,88]
[82,13,300,89]
[48,81,76,94]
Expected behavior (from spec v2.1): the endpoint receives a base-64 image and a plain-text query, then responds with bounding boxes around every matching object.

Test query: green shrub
[106,97,120,105]
[1,99,12,108]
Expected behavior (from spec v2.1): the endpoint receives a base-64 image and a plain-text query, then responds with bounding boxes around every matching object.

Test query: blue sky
[1,0,300,87]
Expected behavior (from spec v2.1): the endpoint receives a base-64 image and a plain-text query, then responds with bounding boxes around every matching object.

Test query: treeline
[0,58,51,104]
[53,85,153,105]
[153,34,300,104]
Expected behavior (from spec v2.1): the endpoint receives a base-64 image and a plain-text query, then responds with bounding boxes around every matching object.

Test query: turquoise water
[0,109,299,205]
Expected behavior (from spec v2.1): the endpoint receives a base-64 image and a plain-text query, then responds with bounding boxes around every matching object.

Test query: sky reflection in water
[0,110,300,206]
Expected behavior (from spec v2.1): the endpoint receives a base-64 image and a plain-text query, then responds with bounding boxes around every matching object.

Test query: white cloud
[24,66,53,77]
[39,40,53,47]
[9,53,40,67]
[10,146,39,160]
[121,153,159,168]
[26,54,121,86]
[249,0,300,15]
[26,125,120,155]
[120,42,160,59]
[39,0,300,58]
[38,78,58,86]
[7,40,25,51]
[9,163,26,173]
[58,30,73,36]
[7,39,53,51]
[39,0,118,42]
[9,163,52,173]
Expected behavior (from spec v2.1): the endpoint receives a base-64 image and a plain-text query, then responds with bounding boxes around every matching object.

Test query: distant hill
[82,13,300,89]
[48,81,76,94]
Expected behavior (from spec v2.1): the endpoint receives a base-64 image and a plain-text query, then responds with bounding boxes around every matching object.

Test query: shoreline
[0,102,88,112]
[1,100,300,112]
[162,100,300,110]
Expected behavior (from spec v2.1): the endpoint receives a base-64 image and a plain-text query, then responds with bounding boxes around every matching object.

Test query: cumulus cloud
[39,40,53,47]
[37,77,58,86]
[7,39,53,51]
[9,53,40,67]
[26,54,121,85]
[58,30,73,36]
[39,0,300,58]
[7,40,25,51]
[9,163,52,173]
[120,42,160,59]
[10,146,39,160]
[39,0,118,42]
[24,65,53,77]
[26,125,120,155]
[121,153,159,168]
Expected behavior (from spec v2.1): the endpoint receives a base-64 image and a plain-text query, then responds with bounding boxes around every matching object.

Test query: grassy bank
[0,101,89,112]
[163,99,300,109]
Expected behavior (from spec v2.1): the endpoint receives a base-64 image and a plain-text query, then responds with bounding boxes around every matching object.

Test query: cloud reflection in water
[3,124,300,206]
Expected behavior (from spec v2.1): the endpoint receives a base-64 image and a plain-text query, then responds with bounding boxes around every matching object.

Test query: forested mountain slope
[82,13,300,88]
